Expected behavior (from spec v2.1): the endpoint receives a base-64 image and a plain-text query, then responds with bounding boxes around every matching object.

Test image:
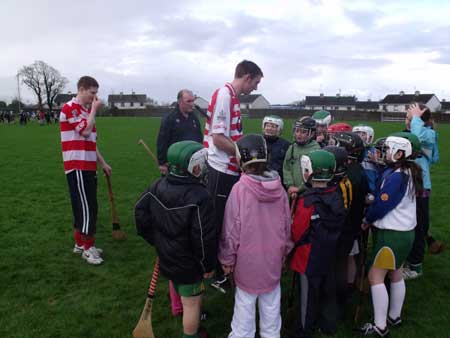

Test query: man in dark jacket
[156,90,203,175]
[135,141,216,338]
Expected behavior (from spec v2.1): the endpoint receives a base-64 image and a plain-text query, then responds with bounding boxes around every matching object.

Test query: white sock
[371,283,388,330]
[389,279,406,319]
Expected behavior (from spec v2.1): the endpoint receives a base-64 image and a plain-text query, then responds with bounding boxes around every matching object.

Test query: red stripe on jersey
[64,160,97,172]
[62,140,97,152]
[60,98,97,172]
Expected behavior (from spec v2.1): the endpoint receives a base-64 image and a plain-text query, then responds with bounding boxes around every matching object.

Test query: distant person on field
[60,75,112,265]
[157,89,203,176]
[203,59,263,293]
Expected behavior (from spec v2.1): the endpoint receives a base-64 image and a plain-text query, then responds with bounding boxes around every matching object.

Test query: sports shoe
[73,244,84,254]
[387,316,402,328]
[210,276,231,294]
[73,244,103,255]
[358,323,389,337]
[402,267,422,280]
[82,247,104,265]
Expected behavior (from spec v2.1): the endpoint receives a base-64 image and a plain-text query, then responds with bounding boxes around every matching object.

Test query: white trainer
[82,247,104,265]
[74,244,103,255]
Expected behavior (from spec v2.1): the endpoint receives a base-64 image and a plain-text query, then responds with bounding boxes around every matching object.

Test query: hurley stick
[105,175,127,241]
[138,139,159,166]
[133,257,160,338]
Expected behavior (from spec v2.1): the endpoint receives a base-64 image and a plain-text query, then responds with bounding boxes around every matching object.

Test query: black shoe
[357,323,389,337]
[387,316,402,328]
[210,276,231,294]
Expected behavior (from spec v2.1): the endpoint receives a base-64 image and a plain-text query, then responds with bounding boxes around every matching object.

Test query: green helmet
[301,150,336,183]
[390,132,421,159]
[312,110,332,126]
[167,141,207,177]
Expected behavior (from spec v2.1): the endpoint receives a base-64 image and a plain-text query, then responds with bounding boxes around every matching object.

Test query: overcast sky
[1,0,449,105]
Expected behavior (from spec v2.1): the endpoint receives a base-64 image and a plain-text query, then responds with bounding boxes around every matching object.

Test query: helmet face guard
[331,132,364,162]
[262,115,283,137]
[385,136,412,163]
[352,125,375,144]
[187,148,208,177]
[294,117,316,145]
[237,134,268,169]
[168,141,205,177]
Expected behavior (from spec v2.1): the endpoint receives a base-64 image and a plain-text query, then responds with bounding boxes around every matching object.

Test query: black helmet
[331,132,365,162]
[236,134,267,168]
[323,145,349,177]
[293,116,316,145]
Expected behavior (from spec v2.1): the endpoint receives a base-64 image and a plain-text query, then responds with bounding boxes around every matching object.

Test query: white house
[380,91,441,113]
[194,96,209,110]
[441,101,450,114]
[355,101,380,112]
[304,94,357,111]
[108,92,147,109]
[239,94,270,109]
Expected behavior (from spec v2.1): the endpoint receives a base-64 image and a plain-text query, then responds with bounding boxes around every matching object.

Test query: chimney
[336,93,341,97]
[399,91,405,96]
[414,90,420,96]
[320,93,324,97]
[120,91,123,96]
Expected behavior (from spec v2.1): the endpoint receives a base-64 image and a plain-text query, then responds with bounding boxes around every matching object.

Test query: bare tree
[19,61,68,112]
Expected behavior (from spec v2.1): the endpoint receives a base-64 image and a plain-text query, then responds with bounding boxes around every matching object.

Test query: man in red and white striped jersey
[60,76,112,265]
[203,60,263,291]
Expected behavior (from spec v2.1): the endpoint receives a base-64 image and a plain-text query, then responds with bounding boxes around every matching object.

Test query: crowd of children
[135,102,442,338]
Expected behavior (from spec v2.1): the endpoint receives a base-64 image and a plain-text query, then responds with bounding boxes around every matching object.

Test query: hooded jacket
[289,186,346,276]
[219,171,294,294]
[135,174,217,284]
[283,140,321,192]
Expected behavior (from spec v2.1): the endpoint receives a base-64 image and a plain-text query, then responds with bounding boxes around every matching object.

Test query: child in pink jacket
[219,134,293,338]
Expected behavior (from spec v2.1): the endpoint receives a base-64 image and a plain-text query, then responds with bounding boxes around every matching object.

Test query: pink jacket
[219,172,294,294]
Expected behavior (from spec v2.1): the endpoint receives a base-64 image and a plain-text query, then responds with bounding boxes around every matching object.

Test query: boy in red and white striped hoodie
[60,76,111,265]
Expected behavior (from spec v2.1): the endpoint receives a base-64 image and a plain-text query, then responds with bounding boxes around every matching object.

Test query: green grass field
[0,117,449,338]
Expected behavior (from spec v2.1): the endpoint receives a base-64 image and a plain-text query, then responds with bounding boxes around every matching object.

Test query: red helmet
[328,122,352,134]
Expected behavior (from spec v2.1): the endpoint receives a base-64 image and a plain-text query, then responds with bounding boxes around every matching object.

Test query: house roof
[355,101,379,109]
[305,95,357,106]
[55,93,76,104]
[441,101,450,109]
[239,94,262,104]
[380,93,434,104]
[108,93,147,103]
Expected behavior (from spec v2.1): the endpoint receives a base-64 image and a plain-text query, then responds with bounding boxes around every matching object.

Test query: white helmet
[352,125,375,144]
[312,110,332,126]
[262,115,284,136]
[385,136,412,163]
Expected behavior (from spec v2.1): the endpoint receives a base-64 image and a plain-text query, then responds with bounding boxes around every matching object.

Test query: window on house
[120,102,124,107]
[347,106,352,110]
[394,105,399,111]
[140,102,144,107]
[405,104,409,110]
[130,102,134,107]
